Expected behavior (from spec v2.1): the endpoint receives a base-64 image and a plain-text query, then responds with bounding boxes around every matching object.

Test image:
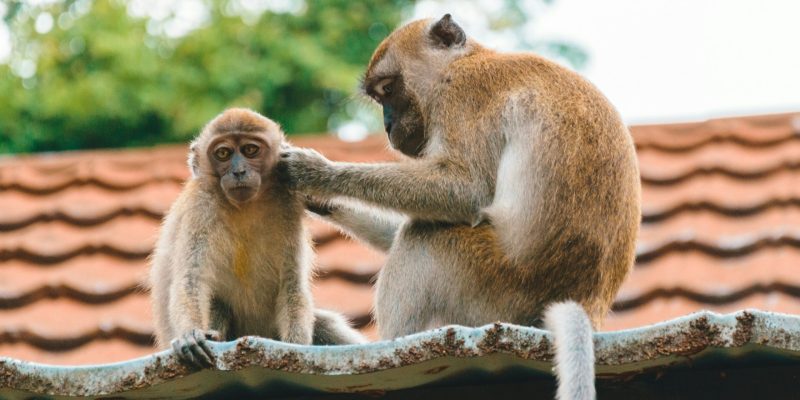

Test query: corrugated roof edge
[1,309,799,399]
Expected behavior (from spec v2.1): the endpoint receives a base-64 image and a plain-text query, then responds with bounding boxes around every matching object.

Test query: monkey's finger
[172,339,201,367]
[191,329,217,366]
[187,331,214,367]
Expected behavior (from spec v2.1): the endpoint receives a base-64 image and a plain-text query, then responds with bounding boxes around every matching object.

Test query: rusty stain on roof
[1,310,799,399]
[3,113,800,365]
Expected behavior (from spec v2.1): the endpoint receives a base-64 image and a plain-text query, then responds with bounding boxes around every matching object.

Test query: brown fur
[150,108,364,367]
[279,16,640,336]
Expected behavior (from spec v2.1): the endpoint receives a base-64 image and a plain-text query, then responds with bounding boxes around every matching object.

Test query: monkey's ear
[429,14,466,48]
[188,142,201,178]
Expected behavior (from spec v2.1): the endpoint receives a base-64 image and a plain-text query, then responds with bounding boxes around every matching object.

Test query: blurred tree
[0,0,584,153]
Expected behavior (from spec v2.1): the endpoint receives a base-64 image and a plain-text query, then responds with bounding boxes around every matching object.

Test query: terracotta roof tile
[0,183,179,229]
[642,168,800,215]
[0,255,145,308]
[315,237,385,278]
[312,278,374,323]
[0,339,154,365]
[617,248,800,309]
[638,139,800,184]
[603,292,800,331]
[0,216,158,262]
[630,112,800,150]
[3,112,800,365]
[0,295,152,347]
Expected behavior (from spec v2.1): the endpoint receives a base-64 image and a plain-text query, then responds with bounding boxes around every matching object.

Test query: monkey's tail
[543,301,596,400]
[312,309,367,345]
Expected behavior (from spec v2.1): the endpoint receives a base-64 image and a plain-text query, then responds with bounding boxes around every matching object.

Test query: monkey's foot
[171,329,222,369]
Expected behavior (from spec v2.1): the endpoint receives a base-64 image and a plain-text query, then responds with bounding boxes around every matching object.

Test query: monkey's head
[363,14,470,157]
[189,108,284,206]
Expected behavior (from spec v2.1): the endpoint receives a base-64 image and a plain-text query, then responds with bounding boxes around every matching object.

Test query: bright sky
[3,1,799,127]
[418,0,800,124]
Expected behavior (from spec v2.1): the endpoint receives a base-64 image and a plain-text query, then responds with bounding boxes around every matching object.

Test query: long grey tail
[312,309,367,345]
[543,301,596,400]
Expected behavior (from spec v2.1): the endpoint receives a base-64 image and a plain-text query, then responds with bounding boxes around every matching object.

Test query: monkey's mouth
[226,185,259,204]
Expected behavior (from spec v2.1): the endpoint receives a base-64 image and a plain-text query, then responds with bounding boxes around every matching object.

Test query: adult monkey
[279,15,639,398]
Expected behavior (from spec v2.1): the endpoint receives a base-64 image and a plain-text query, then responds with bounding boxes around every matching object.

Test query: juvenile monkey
[280,15,640,398]
[149,108,364,367]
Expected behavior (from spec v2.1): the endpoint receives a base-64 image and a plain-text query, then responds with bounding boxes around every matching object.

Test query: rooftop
[1,112,800,366]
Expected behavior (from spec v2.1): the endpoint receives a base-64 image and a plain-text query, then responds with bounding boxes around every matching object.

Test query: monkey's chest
[218,246,284,334]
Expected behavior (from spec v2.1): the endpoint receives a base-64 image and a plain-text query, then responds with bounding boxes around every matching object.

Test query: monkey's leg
[208,298,233,340]
[276,250,315,345]
[307,198,404,252]
[312,309,367,345]
[377,222,542,339]
[373,225,445,338]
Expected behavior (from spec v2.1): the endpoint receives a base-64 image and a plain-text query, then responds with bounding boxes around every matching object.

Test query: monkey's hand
[277,147,334,193]
[171,328,222,369]
[304,194,338,216]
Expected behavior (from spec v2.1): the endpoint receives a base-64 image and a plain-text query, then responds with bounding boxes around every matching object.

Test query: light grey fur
[149,109,365,368]
[544,301,596,400]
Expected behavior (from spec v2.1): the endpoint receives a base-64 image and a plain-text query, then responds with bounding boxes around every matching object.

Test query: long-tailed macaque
[149,108,364,368]
[279,15,639,399]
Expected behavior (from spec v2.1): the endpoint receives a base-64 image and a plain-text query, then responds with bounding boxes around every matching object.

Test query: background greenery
[0,0,585,154]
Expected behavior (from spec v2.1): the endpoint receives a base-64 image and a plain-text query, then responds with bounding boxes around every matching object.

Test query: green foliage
[0,0,410,153]
[0,0,585,154]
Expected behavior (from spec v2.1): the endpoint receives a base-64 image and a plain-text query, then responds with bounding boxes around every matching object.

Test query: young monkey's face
[208,134,273,205]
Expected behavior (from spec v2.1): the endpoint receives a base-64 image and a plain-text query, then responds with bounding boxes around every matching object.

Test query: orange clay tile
[618,247,800,307]
[0,295,152,341]
[2,112,800,365]
[641,167,800,217]
[0,215,160,261]
[312,277,375,319]
[631,112,800,150]
[638,206,800,243]
[0,339,156,365]
[638,138,800,184]
[315,237,386,277]
[603,292,800,331]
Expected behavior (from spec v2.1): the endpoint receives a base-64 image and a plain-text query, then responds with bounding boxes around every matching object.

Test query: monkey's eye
[214,147,233,161]
[374,78,394,98]
[241,143,260,158]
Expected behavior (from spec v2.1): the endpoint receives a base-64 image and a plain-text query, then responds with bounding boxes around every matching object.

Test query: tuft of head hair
[187,108,283,179]
[205,107,279,136]
[544,301,596,400]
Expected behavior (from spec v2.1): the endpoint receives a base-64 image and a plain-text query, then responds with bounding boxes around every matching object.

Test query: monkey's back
[437,51,641,326]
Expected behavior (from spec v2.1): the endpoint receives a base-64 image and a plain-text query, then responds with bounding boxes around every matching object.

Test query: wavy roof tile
[1,113,799,365]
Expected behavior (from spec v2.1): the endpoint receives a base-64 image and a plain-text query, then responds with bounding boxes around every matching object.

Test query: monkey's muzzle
[383,105,394,136]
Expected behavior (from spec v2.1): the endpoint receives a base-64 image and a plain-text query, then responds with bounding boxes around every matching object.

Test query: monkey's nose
[382,106,393,136]
[233,170,246,179]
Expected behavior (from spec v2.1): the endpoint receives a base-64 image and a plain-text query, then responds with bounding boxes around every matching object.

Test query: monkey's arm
[168,236,224,368]
[276,246,315,345]
[307,197,403,252]
[281,148,488,223]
